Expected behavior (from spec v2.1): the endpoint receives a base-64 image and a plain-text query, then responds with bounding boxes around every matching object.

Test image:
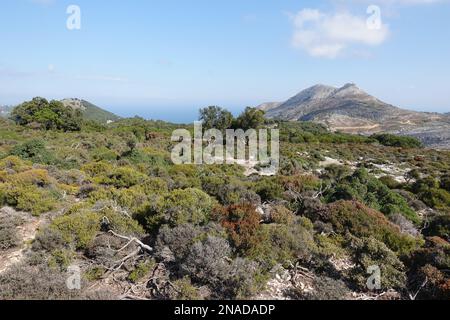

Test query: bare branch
[108,230,153,253]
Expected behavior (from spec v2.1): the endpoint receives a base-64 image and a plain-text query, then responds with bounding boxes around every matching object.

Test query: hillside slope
[61,98,121,124]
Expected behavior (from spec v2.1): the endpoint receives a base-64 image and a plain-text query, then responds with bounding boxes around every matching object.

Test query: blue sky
[0,0,449,122]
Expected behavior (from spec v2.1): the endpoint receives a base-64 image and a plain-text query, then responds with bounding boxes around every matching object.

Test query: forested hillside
[0,99,448,300]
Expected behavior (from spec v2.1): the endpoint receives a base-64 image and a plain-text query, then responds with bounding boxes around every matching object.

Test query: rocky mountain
[61,98,121,124]
[259,84,450,149]
[257,102,282,112]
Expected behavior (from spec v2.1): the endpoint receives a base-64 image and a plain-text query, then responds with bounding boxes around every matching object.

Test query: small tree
[234,107,266,130]
[199,106,233,131]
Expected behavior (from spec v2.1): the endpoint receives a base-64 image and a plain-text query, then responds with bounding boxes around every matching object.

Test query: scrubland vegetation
[0,100,449,300]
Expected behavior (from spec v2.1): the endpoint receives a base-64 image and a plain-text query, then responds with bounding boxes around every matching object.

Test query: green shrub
[318,201,420,255]
[421,188,450,210]
[233,107,266,130]
[270,205,296,225]
[81,161,113,177]
[0,183,58,215]
[215,181,261,206]
[0,213,21,250]
[50,211,101,249]
[247,220,317,270]
[299,276,351,300]
[128,259,155,283]
[10,139,56,165]
[329,168,420,224]
[440,175,450,192]
[12,169,52,187]
[91,147,118,161]
[98,206,145,236]
[0,156,32,172]
[371,133,422,148]
[405,237,450,274]
[173,276,202,300]
[85,266,106,281]
[48,249,74,270]
[147,188,215,230]
[424,214,450,240]
[379,176,402,189]
[348,237,407,291]
[253,178,284,202]
[98,166,148,188]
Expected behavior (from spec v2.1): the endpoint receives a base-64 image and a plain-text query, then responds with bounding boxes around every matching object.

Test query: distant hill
[259,84,450,149]
[0,106,13,118]
[61,98,121,124]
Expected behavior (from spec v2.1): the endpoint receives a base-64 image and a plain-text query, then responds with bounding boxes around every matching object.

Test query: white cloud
[290,9,389,58]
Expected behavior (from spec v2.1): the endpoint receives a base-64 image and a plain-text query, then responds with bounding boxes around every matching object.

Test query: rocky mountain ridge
[259,84,450,149]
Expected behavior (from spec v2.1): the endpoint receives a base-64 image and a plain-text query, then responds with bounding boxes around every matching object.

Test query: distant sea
[107,105,245,124]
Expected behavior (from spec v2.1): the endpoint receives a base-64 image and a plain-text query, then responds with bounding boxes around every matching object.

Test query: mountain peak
[342,83,357,89]
[262,82,401,123]
[333,83,366,98]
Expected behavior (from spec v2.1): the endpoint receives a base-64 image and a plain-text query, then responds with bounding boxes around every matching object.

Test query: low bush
[328,168,420,224]
[246,220,317,270]
[0,156,31,173]
[0,213,21,250]
[253,178,284,202]
[155,223,225,264]
[0,263,79,300]
[181,236,263,298]
[371,133,422,149]
[348,237,407,291]
[317,201,420,255]
[410,264,450,300]
[214,203,262,252]
[299,276,351,300]
[215,182,261,206]
[49,211,101,249]
[172,276,202,300]
[0,183,58,215]
[269,205,296,225]
[97,166,148,188]
[10,139,57,165]
[128,259,156,283]
[424,214,450,241]
[147,188,215,230]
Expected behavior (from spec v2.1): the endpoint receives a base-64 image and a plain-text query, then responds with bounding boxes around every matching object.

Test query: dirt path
[0,210,44,274]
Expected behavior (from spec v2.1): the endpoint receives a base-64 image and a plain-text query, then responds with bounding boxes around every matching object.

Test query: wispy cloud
[290,9,389,58]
